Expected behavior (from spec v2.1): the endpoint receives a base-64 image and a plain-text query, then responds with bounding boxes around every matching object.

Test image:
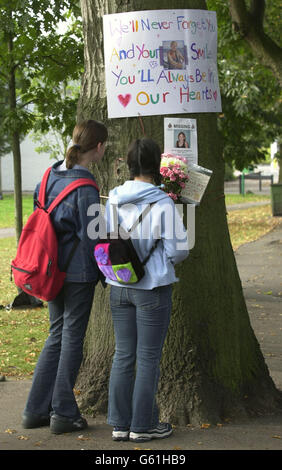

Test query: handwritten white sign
[103,9,222,118]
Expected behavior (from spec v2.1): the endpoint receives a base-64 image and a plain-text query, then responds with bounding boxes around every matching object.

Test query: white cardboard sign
[103,9,222,118]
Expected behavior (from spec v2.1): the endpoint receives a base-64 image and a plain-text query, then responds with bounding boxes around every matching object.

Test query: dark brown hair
[127,138,162,186]
[65,119,108,169]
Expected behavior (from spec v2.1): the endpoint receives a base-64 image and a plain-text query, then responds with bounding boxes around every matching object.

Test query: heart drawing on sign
[118,94,132,107]
[213,90,217,101]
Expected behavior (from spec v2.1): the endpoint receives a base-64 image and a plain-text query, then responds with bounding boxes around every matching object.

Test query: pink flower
[161,153,174,158]
[160,167,168,176]
[168,192,178,201]
[170,174,176,181]
[179,182,186,188]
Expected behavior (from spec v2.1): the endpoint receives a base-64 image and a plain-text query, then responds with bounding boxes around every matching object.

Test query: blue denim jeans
[107,284,172,432]
[24,282,95,419]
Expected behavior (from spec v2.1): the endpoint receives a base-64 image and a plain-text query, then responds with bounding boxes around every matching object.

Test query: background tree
[207,0,281,175]
[31,82,81,161]
[76,0,282,425]
[228,0,282,87]
[0,0,82,242]
[0,81,11,199]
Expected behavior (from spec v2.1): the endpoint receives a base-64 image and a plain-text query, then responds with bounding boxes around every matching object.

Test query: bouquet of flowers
[160,153,189,202]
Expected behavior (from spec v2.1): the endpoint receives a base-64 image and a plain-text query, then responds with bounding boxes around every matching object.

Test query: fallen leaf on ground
[77,435,91,440]
[272,435,282,439]
[201,423,211,429]
[17,435,29,440]
[5,429,17,434]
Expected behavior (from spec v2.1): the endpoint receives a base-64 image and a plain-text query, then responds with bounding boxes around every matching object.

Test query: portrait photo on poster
[159,40,188,70]
[164,118,198,165]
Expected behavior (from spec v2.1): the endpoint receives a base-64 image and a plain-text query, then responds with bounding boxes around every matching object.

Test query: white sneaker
[112,428,129,441]
[129,423,173,442]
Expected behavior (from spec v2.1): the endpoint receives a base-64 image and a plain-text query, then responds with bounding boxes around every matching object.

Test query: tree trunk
[8,28,23,244]
[11,129,23,244]
[276,139,282,184]
[0,157,3,199]
[76,0,282,425]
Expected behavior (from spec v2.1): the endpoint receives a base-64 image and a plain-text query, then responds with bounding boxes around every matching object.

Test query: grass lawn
[225,193,270,205]
[0,194,34,229]
[0,237,49,378]
[227,203,279,250]
[0,194,279,378]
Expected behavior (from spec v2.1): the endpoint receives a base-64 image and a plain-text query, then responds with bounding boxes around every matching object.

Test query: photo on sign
[174,129,190,148]
[159,40,188,70]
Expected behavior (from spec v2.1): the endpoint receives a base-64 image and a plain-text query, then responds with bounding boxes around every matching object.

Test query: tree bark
[7,22,23,244]
[228,0,282,87]
[0,157,3,199]
[276,139,282,184]
[76,0,282,425]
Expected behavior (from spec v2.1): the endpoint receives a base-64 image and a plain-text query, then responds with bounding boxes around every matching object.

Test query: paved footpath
[0,222,282,458]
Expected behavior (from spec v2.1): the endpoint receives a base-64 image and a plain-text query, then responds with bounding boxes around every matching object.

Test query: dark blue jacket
[34,160,100,283]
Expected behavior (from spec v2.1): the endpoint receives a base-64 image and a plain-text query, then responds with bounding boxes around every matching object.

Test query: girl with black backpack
[105,138,189,443]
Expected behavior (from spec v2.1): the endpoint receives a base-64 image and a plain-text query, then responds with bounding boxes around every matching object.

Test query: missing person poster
[164,118,198,165]
[103,9,222,118]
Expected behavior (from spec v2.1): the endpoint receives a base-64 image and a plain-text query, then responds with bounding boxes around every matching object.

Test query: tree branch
[228,0,282,87]
[228,0,250,37]
[250,0,265,29]
[41,55,67,67]
[18,99,36,109]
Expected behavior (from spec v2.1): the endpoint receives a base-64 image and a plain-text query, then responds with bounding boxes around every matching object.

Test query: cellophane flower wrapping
[160,153,189,202]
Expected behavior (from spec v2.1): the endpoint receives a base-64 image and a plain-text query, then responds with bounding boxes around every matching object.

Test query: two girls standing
[22,122,188,442]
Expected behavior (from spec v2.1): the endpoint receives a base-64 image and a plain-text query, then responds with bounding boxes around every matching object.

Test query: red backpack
[11,167,99,302]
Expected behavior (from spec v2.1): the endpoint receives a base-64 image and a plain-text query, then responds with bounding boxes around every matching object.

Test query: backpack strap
[47,178,99,214]
[37,167,100,213]
[38,167,52,207]
[142,238,161,266]
[121,202,160,266]
[40,170,99,272]
[127,202,156,233]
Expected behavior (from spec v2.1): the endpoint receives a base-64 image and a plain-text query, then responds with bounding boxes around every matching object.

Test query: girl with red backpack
[22,119,108,434]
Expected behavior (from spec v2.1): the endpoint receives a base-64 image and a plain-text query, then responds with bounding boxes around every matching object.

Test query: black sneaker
[22,412,50,429]
[129,422,173,442]
[50,414,88,434]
